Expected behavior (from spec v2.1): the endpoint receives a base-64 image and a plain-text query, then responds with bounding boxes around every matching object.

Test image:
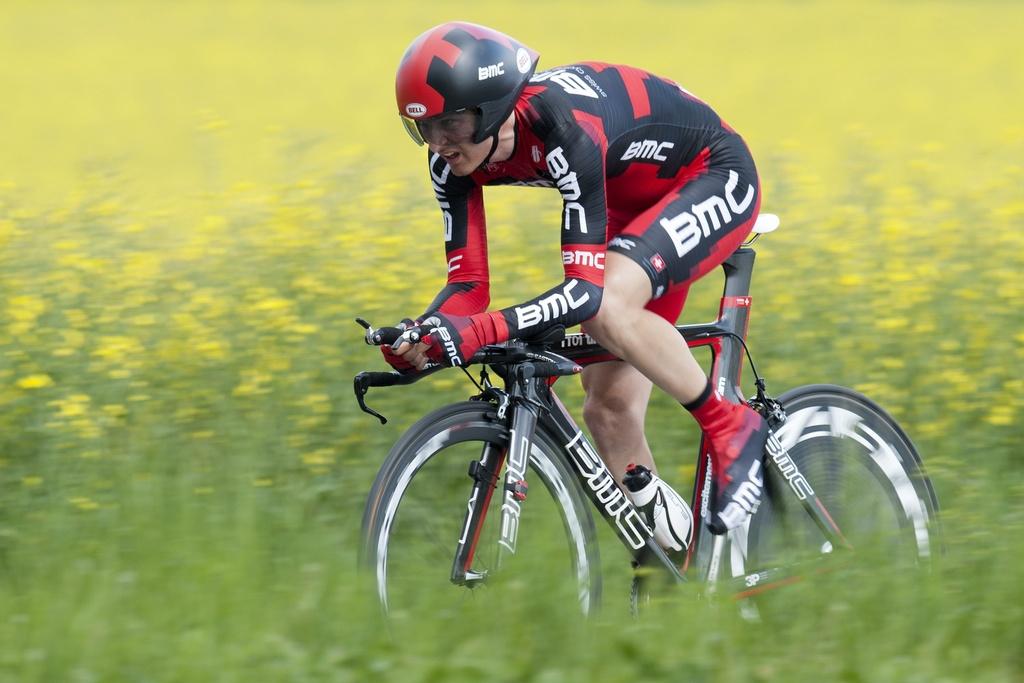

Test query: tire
[746,385,939,570]
[360,401,602,616]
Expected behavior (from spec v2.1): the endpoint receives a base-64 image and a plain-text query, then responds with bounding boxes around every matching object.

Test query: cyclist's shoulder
[530,60,659,85]
[519,61,698,132]
[516,64,613,146]
[520,61,620,111]
[526,61,683,100]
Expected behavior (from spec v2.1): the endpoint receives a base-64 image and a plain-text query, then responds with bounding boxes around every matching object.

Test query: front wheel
[360,401,602,617]
[746,384,939,570]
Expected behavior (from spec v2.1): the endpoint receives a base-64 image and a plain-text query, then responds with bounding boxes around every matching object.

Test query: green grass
[2,461,1022,681]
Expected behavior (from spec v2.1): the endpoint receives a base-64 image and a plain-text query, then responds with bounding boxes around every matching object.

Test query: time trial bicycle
[354,215,939,615]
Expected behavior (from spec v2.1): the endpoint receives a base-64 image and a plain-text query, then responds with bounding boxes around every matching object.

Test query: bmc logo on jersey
[546,147,588,234]
[621,140,675,162]
[514,280,591,329]
[531,69,599,99]
[422,317,463,367]
[659,170,755,258]
[562,250,605,270]
[429,153,454,241]
[478,62,505,80]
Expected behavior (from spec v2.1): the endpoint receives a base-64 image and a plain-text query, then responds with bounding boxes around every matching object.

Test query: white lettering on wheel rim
[775,404,930,558]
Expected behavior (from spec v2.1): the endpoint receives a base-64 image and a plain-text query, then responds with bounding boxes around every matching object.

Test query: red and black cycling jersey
[421,61,747,343]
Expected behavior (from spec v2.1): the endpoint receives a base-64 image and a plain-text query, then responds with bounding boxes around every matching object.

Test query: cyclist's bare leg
[582,344,695,553]
[580,361,656,483]
[586,253,707,404]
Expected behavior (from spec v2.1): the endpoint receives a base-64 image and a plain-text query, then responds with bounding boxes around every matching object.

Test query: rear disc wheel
[747,384,939,570]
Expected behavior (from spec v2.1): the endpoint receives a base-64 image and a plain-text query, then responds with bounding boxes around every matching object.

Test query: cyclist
[385,21,769,539]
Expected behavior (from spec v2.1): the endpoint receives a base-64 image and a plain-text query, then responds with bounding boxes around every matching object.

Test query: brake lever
[354,372,388,425]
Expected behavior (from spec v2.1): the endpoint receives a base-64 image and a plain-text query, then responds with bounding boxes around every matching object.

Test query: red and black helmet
[396,22,540,145]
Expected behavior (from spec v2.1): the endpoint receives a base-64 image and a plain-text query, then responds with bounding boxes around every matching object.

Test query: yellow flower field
[0,1,1021,680]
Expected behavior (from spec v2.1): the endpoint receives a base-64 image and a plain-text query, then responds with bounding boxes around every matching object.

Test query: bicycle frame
[449,247,851,590]
[558,247,760,578]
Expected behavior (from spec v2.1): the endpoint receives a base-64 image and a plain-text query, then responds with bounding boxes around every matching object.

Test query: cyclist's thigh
[608,138,760,300]
[644,285,688,323]
[608,202,688,323]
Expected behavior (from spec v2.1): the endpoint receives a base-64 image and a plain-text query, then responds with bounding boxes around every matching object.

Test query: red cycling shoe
[705,403,769,534]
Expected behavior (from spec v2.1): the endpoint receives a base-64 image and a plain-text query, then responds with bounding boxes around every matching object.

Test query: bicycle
[354,215,939,615]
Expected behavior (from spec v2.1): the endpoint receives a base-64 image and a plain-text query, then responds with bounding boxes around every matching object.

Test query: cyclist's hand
[391,337,434,372]
[375,319,427,373]
[421,312,486,367]
[381,344,418,373]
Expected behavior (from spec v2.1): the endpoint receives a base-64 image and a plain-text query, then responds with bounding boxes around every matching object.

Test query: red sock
[684,380,742,436]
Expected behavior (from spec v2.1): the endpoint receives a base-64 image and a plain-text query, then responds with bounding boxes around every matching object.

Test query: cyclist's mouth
[442,151,461,163]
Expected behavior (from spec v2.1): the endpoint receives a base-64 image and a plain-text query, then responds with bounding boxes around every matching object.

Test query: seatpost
[714,248,756,403]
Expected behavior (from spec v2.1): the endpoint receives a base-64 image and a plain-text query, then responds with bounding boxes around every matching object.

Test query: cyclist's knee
[590,253,652,336]
[604,252,652,303]
[590,287,640,343]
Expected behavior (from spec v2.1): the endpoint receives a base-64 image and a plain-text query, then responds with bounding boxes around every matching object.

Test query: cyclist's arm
[435,120,607,353]
[489,120,608,338]
[419,152,490,319]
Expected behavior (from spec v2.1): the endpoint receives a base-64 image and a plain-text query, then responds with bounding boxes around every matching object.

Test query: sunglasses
[401,109,480,146]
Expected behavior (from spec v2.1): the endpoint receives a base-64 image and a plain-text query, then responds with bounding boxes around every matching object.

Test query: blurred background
[1,1,1021,681]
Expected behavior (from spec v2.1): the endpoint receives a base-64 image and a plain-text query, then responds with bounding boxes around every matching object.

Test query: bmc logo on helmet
[478,62,505,80]
[405,103,427,118]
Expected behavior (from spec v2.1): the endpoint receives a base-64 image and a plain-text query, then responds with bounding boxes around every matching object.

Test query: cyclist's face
[417,110,478,146]
[419,110,491,176]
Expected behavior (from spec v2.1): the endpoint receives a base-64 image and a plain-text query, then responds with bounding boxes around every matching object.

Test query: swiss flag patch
[649,254,667,273]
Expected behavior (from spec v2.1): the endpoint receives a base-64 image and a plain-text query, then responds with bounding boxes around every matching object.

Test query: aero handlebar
[353,318,580,423]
